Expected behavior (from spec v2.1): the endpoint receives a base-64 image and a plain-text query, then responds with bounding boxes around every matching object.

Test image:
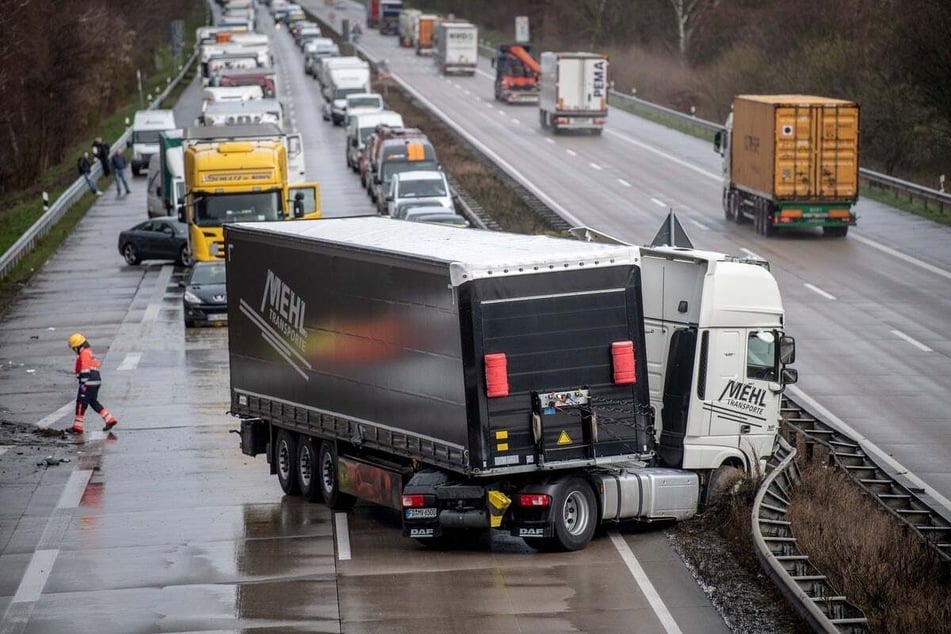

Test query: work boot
[101,411,117,432]
[69,418,84,434]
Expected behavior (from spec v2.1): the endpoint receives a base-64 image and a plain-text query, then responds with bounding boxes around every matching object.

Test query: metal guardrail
[752,436,870,632]
[0,47,200,282]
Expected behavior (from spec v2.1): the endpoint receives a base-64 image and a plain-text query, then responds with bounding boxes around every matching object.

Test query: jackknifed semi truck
[226,218,797,551]
[714,94,860,237]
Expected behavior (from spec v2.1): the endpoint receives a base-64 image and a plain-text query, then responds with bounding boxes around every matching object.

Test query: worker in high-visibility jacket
[67,333,118,433]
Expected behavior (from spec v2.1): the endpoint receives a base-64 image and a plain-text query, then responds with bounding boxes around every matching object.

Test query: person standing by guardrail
[111,148,132,196]
[91,136,111,177]
[77,152,103,196]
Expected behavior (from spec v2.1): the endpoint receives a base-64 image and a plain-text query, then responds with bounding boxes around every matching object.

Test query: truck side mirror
[778,335,796,364]
[713,130,723,155]
[177,207,185,223]
[781,368,798,385]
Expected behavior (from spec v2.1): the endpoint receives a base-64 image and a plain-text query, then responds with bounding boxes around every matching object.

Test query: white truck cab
[639,246,796,477]
[384,169,453,216]
[130,110,177,176]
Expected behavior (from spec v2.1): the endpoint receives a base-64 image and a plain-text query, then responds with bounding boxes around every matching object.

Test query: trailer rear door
[774,102,858,201]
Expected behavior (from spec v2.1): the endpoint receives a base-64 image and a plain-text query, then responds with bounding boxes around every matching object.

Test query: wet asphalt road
[0,7,731,634]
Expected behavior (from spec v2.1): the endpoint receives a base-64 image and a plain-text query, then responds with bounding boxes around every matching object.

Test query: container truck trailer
[714,94,860,237]
[539,52,609,134]
[434,21,478,76]
[226,218,797,551]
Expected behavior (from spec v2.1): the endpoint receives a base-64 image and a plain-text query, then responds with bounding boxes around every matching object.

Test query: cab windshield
[133,130,162,144]
[333,87,365,100]
[348,97,381,109]
[193,191,283,227]
[399,178,446,198]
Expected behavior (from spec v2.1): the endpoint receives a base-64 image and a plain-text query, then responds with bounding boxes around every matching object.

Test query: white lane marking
[804,283,837,300]
[566,149,577,157]
[485,102,494,108]
[116,352,141,372]
[650,198,666,208]
[10,549,58,604]
[0,446,9,456]
[511,119,520,125]
[787,385,951,513]
[36,402,74,429]
[464,89,471,95]
[5,469,92,616]
[476,69,493,80]
[606,129,720,182]
[609,532,683,634]
[142,265,174,324]
[618,178,632,188]
[334,512,352,561]
[545,138,555,144]
[740,248,763,260]
[59,470,93,509]
[891,329,933,352]
[848,234,951,282]
[687,218,710,231]
[590,162,602,171]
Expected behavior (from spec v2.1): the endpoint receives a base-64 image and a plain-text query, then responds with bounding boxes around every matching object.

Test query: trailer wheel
[723,190,734,221]
[537,477,597,552]
[275,429,301,496]
[297,436,322,502]
[318,441,357,510]
[823,226,849,238]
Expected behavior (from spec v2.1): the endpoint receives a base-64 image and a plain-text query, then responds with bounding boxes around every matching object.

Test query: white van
[385,170,454,217]
[130,110,176,176]
[346,110,403,170]
[343,93,385,127]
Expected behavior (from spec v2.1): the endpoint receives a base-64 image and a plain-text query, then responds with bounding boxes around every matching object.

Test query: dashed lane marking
[35,402,73,429]
[618,179,632,187]
[650,198,666,207]
[117,352,141,372]
[334,512,352,560]
[590,162,602,171]
[804,283,837,301]
[891,329,933,352]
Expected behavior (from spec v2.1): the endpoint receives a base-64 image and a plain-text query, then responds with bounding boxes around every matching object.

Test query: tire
[733,194,744,224]
[705,464,745,506]
[132,165,140,177]
[723,190,734,221]
[539,109,547,129]
[184,319,195,328]
[177,245,193,267]
[122,243,141,265]
[537,477,598,552]
[297,436,322,502]
[275,429,301,496]
[823,226,849,237]
[318,441,357,509]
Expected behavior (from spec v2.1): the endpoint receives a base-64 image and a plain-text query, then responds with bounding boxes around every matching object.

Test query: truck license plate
[405,507,437,519]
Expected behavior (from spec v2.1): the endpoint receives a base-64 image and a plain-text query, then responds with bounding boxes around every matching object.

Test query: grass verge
[787,445,951,633]
[860,183,951,226]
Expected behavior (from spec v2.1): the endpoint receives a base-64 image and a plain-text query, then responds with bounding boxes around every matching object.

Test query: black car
[117,217,191,266]
[182,261,227,327]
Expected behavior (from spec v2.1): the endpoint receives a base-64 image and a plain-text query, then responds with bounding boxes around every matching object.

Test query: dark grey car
[182,261,227,327]
[117,217,191,266]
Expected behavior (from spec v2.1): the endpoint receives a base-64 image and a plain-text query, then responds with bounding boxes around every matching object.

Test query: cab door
[286,134,307,183]
[702,329,747,441]
[288,184,321,220]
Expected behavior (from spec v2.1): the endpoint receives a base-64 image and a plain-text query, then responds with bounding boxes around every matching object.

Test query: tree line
[0,0,196,194]
[417,0,951,183]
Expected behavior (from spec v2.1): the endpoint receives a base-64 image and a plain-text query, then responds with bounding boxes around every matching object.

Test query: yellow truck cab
[181,126,320,262]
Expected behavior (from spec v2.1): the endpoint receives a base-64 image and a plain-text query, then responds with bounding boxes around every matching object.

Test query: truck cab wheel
[275,429,301,496]
[297,436,322,502]
[534,477,597,552]
[318,441,357,510]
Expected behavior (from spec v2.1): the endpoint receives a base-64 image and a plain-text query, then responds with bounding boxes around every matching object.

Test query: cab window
[747,331,777,381]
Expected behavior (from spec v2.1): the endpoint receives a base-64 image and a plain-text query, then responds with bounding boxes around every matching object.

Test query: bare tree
[668,0,718,62]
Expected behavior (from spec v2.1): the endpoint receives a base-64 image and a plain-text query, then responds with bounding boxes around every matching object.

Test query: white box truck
[434,21,478,76]
[129,109,177,176]
[539,52,609,135]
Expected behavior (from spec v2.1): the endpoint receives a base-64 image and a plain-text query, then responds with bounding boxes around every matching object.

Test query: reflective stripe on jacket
[75,347,102,386]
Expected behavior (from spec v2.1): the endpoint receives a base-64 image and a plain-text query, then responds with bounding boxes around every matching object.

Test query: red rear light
[401,494,425,508]
[484,353,509,397]
[611,340,636,385]
[518,494,550,507]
